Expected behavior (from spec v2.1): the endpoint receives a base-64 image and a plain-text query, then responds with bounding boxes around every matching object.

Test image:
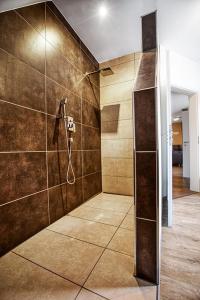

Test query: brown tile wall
[134,12,159,284]
[0,1,101,256]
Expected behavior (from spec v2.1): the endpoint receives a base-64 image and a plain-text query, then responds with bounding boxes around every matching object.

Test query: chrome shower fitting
[60,97,76,185]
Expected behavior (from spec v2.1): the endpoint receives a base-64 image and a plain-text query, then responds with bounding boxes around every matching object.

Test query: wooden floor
[161,194,200,299]
[173,166,195,199]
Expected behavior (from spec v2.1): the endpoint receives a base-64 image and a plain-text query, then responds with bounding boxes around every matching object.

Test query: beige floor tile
[69,205,125,226]
[128,205,134,215]
[107,228,134,256]
[14,229,103,286]
[84,249,157,300]
[0,252,80,300]
[120,214,134,230]
[48,216,116,247]
[76,288,106,300]
[84,193,133,213]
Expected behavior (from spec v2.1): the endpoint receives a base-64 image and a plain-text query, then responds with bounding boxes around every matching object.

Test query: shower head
[85,67,114,77]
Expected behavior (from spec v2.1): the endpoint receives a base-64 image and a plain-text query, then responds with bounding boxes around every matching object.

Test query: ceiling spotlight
[173,117,181,122]
[98,4,108,18]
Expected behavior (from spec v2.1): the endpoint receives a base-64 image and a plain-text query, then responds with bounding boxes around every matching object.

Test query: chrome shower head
[85,67,113,77]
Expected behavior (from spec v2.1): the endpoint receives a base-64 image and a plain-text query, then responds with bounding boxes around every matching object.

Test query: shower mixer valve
[67,116,76,133]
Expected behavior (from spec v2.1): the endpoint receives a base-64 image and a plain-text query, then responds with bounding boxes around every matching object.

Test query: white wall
[169,51,200,93]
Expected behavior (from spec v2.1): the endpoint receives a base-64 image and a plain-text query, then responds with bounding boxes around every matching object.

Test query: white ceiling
[171,92,189,118]
[0,0,200,63]
[53,0,156,62]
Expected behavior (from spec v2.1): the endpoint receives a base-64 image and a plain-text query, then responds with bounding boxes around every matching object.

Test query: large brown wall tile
[46,77,81,122]
[0,10,45,74]
[136,218,157,283]
[46,41,82,98]
[82,77,100,108]
[47,151,68,188]
[16,2,45,35]
[47,116,67,151]
[135,51,156,91]
[67,178,83,212]
[0,152,46,205]
[0,101,46,151]
[82,125,101,150]
[136,152,156,189]
[48,184,67,223]
[83,150,101,176]
[134,88,156,151]
[82,100,100,128]
[0,191,49,256]
[5,54,45,112]
[142,12,157,52]
[0,50,7,100]
[83,172,102,202]
[46,5,81,67]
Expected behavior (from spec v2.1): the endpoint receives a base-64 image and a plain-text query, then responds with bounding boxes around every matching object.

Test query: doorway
[171,91,194,199]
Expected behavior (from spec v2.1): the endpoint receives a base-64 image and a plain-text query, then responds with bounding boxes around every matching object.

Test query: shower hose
[63,98,76,185]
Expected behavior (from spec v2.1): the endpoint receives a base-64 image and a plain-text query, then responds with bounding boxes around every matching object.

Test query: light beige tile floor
[84,249,156,300]
[0,252,80,300]
[120,214,134,230]
[0,193,156,300]
[48,215,117,247]
[107,227,134,256]
[69,205,125,226]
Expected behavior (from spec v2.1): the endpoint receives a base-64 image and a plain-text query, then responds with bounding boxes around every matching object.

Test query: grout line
[0,47,100,111]
[67,213,134,232]
[76,287,109,300]
[0,151,46,153]
[64,214,118,229]
[11,251,83,290]
[0,98,46,115]
[79,200,134,289]
[100,78,135,89]
[102,175,134,179]
[0,98,100,131]
[100,77,136,89]
[14,9,100,90]
[136,217,157,222]
[0,189,48,207]
[46,228,105,249]
[44,3,50,226]
[12,249,109,300]
[0,171,102,208]
[134,86,156,92]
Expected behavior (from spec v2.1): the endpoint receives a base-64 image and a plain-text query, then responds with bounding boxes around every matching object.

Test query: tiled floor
[161,194,200,299]
[0,193,157,300]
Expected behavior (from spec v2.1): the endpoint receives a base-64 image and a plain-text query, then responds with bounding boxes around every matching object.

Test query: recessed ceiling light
[98,4,108,18]
[173,117,181,122]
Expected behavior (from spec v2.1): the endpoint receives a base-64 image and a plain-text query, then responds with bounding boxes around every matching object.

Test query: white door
[182,110,190,178]
[189,94,200,191]
[159,46,173,227]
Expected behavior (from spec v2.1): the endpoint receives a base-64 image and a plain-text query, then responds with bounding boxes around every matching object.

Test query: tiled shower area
[0,1,102,256]
[0,2,158,300]
[0,193,157,300]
